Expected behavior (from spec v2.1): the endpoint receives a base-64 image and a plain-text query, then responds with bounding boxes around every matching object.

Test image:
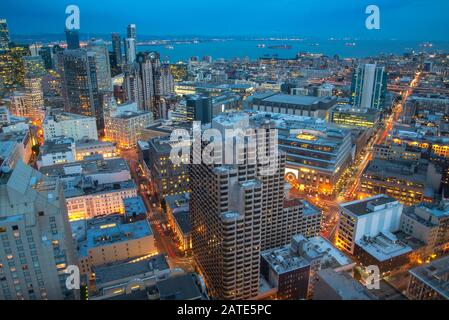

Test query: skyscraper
[190,113,303,299]
[38,46,53,70]
[0,44,30,92]
[0,19,10,51]
[186,95,213,123]
[86,39,112,92]
[127,24,137,40]
[61,50,101,123]
[123,52,174,119]
[124,38,137,64]
[22,56,46,120]
[0,161,78,300]
[111,33,123,67]
[65,29,80,50]
[350,64,388,110]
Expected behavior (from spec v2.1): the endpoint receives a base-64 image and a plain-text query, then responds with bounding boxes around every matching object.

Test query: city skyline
[1,0,449,306]
[0,0,449,41]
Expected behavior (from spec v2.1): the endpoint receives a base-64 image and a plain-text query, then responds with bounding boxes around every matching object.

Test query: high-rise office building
[111,33,122,67]
[24,77,44,120]
[65,29,80,50]
[0,161,78,300]
[23,56,46,78]
[127,24,136,40]
[86,39,112,92]
[22,56,45,120]
[0,19,10,51]
[123,63,140,104]
[124,38,137,65]
[61,50,101,125]
[38,46,53,70]
[190,113,303,299]
[0,44,30,92]
[186,95,213,123]
[350,64,388,110]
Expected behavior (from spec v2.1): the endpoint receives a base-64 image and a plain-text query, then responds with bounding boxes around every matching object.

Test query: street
[121,147,195,273]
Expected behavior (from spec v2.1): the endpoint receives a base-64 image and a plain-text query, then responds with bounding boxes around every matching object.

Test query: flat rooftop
[44,110,95,123]
[356,232,413,262]
[93,254,169,286]
[124,196,147,217]
[316,269,377,300]
[40,158,129,178]
[341,195,400,217]
[156,274,203,300]
[73,214,153,257]
[63,178,136,198]
[261,93,332,106]
[409,255,449,299]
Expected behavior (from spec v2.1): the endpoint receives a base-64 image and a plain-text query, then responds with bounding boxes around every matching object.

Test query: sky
[1,0,449,40]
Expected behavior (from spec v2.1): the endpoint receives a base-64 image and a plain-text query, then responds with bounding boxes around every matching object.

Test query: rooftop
[315,269,377,300]
[261,93,333,106]
[409,255,449,299]
[123,196,147,218]
[40,158,130,179]
[341,194,400,217]
[262,235,353,275]
[356,232,413,262]
[156,274,203,300]
[93,254,169,286]
[72,214,153,258]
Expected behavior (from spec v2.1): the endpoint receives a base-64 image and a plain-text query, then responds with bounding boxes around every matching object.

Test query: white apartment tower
[0,161,78,300]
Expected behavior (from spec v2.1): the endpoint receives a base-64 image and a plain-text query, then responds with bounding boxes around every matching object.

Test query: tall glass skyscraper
[65,29,80,50]
[350,64,388,110]
[61,49,101,122]
[87,39,112,92]
[111,33,123,67]
[0,19,10,51]
[127,24,136,40]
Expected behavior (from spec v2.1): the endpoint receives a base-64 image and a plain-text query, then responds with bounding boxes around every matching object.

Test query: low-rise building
[245,92,337,119]
[124,196,148,223]
[360,158,442,205]
[354,232,413,273]
[37,137,76,169]
[400,201,449,255]
[43,108,99,141]
[336,195,403,255]
[64,179,138,221]
[72,214,156,273]
[104,102,153,149]
[90,254,171,298]
[407,255,449,300]
[313,268,378,300]
[0,130,33,173]
[260,235,354,300]
[74,139,118,161]
[39,157,131,185]
[328,104,380,129]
